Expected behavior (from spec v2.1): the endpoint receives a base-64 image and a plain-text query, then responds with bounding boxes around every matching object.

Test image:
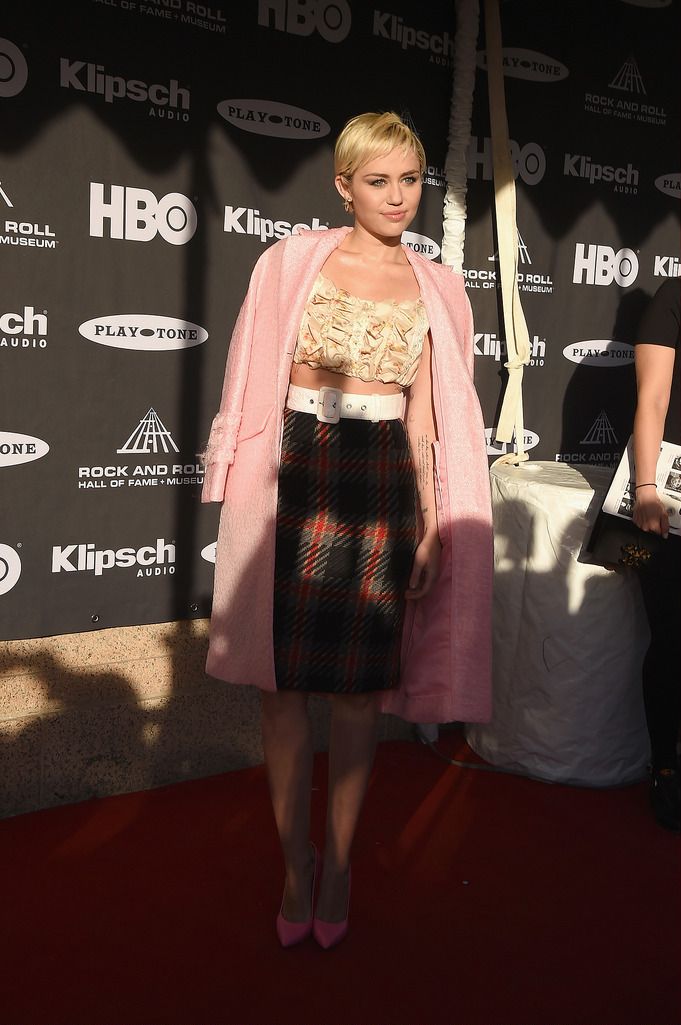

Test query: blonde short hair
[334,112,426,183]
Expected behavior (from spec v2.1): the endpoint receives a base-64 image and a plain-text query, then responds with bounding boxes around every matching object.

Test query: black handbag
[586,509,665,569]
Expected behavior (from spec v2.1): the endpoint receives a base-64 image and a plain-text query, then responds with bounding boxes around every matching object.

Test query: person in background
[632,277,680,832]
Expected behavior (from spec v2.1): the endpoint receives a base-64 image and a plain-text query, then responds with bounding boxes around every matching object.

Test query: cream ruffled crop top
[293,273,428,388]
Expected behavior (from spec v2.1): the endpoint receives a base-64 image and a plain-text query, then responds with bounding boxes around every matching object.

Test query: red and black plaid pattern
[273,408,418,693]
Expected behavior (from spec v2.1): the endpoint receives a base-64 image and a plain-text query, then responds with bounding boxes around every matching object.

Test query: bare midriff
[289,363,404,396]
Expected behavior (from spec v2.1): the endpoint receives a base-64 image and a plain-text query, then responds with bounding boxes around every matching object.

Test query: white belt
[285,384,405,425]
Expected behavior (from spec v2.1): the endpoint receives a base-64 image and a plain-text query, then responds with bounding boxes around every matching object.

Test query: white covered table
[466,461,650,786]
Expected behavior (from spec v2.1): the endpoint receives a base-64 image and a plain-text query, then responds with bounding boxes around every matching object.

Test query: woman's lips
[382,211,406,221]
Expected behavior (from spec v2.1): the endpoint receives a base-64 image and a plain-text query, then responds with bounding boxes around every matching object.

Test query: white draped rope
[483,0,531,465]
[441,0,480,273]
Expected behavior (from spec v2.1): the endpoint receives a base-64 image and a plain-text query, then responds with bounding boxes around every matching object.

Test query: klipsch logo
[0,432,49,466]
[60,59,190,122]
[475,332,546,368]
[485,428,540,457]
[52,538,176,578]
[476,48,568,81]
[467,136,546,186]
[372,11,453,67]
[1,307,49,350]
[77,409,204,490]
[0,39,28,97]
[562,340,634,366]
[217,100,330,139]
[655,173,680,198]
[89,183,197,245]
[564,154,639,194]
[573,244,638,287]
[78,315,208,351]
[0,543,21,596]
[258,0,351,42]
[224,205,328,243]
[654,255,681,277]
[585,54,667,127]
[402,231,440,261]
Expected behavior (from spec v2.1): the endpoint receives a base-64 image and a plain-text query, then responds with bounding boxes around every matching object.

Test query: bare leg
[316,692,380,922]
[261,690,315,922]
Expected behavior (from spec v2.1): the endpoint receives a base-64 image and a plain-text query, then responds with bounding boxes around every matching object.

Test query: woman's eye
[402,176,418,184]
[369,178,385,186]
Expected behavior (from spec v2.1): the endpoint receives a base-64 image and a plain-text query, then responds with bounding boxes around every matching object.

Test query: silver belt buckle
[317,386,342,424]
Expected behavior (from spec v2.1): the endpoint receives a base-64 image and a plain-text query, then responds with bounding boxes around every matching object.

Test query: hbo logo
[258,0,351,43]
[573,243,639,287]
[89,183,197,246]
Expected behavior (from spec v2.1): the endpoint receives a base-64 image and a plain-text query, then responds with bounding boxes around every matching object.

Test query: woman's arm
[632,343,675,536]
[405,330,441,599]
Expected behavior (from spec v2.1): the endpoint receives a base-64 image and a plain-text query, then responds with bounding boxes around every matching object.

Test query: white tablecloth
[466,462,650,786]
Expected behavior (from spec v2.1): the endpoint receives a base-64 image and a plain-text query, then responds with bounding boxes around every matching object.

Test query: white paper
[602,434,681,535]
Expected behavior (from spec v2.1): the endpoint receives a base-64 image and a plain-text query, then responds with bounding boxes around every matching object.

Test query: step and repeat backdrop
[1,0,679,640]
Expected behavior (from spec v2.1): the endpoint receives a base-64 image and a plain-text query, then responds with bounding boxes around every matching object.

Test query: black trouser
[638,538,681,770]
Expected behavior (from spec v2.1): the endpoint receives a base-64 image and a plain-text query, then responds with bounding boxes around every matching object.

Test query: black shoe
[649,768,680,833]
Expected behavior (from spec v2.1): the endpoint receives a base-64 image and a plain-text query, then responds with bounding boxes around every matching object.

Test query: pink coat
[202,227,492,723]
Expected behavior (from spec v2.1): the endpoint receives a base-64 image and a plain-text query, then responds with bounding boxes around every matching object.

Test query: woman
[632,277,680,832]
[202,112,492,946]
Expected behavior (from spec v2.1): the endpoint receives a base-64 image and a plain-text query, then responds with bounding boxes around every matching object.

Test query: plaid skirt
[273,408,418,694]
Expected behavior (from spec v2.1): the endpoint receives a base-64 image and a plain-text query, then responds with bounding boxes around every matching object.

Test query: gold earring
[343,197,352,213]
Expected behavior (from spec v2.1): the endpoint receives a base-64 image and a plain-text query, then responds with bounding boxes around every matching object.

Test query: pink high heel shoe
[276,843,318,948]
[312,866,351,949]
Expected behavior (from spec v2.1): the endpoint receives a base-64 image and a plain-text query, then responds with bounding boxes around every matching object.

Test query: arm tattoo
[417,434,431,495]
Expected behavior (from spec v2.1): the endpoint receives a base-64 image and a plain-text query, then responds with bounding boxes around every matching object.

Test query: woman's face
[336,146,422,239]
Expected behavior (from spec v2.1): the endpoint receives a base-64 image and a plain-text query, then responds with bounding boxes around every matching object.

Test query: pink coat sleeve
[201,251,269,503]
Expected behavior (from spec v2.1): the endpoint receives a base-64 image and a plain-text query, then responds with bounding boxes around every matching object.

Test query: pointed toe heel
[312,866,351,950]
[276,843,318,948]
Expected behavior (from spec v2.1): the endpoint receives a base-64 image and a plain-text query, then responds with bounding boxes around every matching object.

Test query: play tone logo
[1,306,49,350]
[0,432,49,467]
[573,244,638,287]
[217,99,329,139]
[0,38,28,98]
[258,0,351,42]
[476,48,568,81]
[562,340,634,366]
[655,172,680,198]
[485,428,540,457]
[79,314,207,351]
[52,538,176,578]
[0,543,21,596]
[90,183,197,245]
[201,542,217,563]
[402,231,440,260]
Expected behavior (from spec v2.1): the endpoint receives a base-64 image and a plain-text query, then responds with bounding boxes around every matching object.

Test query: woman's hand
[406,531,441,599]
[633,484,669,537]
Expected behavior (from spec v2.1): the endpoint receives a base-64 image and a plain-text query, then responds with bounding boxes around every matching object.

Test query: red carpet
[1,734,679,1025]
